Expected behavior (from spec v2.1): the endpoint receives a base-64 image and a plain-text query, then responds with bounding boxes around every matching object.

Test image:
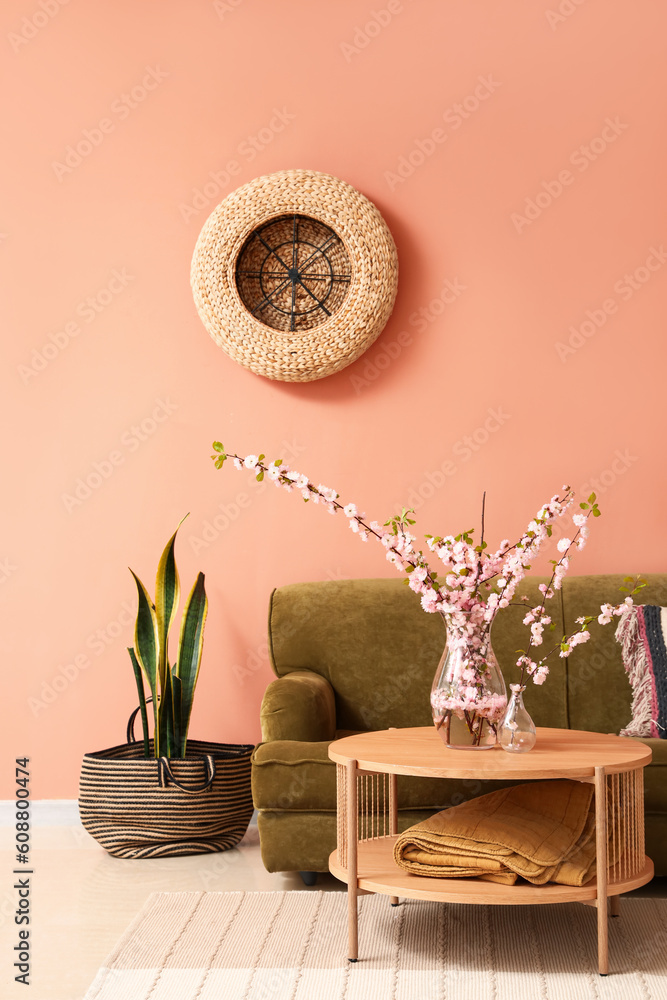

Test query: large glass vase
[430,610,507,750]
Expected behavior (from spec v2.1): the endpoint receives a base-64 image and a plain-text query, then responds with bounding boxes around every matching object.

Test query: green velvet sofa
[252,575,667,880]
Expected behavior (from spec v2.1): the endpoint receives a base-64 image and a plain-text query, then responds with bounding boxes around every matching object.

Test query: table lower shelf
[329,837,654,905]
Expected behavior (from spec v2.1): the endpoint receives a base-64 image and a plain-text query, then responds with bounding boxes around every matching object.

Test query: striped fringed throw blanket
[616,605,667,739]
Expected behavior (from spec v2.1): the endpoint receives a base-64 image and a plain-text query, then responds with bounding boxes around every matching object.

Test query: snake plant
[128,518,208,758]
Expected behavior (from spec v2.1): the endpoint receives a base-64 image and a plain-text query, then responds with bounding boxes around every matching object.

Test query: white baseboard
[0,801,259,828]
[0,799,80,826]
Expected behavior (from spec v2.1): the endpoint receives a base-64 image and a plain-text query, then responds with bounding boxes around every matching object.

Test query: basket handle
[157,754,216,794]
[126,699,153,745]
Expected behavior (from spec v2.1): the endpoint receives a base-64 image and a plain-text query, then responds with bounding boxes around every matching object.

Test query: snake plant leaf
[155,520,186,693]
[130,569,160,751]
[128,647,150,758]
[175,572,208,752]
[171,671,183,758]
[158,669,174,760]
[130,570,159,689]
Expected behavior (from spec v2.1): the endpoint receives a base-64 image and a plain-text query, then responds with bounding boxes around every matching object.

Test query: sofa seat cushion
[257,808,446,873]
[252,734,519,813]
[252,739,337,812]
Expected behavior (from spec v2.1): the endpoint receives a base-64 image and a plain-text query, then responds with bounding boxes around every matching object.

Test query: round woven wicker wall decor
[190,170,398,382]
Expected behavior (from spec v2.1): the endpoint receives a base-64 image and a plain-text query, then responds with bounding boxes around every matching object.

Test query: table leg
[347,759,358,962]
[389,772,399,906]
[610,895,621,917]
[595,766,609,975]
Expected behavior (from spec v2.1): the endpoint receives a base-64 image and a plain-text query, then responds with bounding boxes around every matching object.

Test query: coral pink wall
[3,0,666,797]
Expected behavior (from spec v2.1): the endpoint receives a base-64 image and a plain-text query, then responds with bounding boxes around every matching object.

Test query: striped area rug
[84,890,667,999]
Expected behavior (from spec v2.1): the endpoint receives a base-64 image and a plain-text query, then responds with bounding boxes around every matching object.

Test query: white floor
[1,820,663,1000]
[0,821,342,1000]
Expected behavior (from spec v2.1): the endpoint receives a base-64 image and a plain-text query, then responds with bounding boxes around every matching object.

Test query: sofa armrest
[260,669,336,743]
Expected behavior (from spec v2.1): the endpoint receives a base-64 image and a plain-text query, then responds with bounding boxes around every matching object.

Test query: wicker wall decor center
[235,214,351,332]
[191,170,398,382]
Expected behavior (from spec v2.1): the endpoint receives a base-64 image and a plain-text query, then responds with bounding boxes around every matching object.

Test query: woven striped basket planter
[78,739,254,859]
[191,169,398,382]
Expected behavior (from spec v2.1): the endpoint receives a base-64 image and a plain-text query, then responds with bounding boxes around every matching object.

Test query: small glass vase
[498,684,536,753]
[430,610,507,750]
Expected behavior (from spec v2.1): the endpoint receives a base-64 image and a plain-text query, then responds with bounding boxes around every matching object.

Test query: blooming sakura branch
[211,443,642,726]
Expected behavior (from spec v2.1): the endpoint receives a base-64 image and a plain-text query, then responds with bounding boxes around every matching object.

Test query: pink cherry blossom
[216,446,639,702]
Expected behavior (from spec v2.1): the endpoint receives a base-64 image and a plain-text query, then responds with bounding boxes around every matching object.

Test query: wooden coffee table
[328,726,653,976]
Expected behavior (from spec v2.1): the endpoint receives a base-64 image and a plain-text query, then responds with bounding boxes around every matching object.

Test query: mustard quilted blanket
[393,780,599,885]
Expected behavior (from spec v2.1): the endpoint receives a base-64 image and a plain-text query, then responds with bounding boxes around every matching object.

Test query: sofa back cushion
[268,577,571,732]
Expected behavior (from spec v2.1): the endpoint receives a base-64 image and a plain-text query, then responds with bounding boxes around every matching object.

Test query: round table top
[328,726,652,779]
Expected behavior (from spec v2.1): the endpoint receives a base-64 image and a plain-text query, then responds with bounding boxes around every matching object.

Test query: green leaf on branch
[592,508,601,517]
[256,471,264,482]
[580,502,589,509]
[620,575,646,597]
[588,492,596,503]
[212,441,224,453]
